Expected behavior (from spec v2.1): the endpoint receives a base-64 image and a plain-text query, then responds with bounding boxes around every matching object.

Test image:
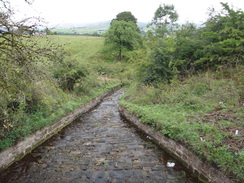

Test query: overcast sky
[10,0,244,26]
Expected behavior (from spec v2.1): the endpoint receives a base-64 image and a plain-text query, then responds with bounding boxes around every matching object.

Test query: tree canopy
[148,4,179,37]
[195,2,244,68]
[136,3,244,84]
[105,12,142,60]
[111,11,137,25]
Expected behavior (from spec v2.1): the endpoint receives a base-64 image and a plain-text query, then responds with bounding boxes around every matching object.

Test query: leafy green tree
[142,37,177,84]
[105,20,142,60]
[172,23,202,75]
[141,2,244,84]
[148,4,179,37]
[0,0,63,130]
[111,11,137,25]
[140,4,179,84]
[111,11,140,33]
[195,3,244,69]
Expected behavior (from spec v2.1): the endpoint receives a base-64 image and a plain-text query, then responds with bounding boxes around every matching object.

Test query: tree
[195,3,244,69]
[105,20,142,60]
[141,37,176,84]
[111,11,137,24]
[172,22,201,75]
[140,4,179,84]
[148,4,179,37]
[0,0,63,130]
[110,11,140,33]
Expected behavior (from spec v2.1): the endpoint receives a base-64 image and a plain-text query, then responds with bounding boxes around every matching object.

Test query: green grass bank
[120,67,244,182]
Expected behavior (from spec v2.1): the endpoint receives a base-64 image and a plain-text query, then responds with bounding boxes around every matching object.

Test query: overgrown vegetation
[0,0,65,143]
[124,3,243,84]
[113,3,243,182]
[0,0,120,151]
[104,11,142,61]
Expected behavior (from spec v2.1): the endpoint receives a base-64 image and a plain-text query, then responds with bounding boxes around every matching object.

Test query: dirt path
[0,90,200,183]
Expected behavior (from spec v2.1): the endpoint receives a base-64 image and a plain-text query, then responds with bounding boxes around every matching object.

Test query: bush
[54,58,87,91]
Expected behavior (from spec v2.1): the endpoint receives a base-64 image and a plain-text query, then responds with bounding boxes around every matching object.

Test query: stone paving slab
[0,90,200,183]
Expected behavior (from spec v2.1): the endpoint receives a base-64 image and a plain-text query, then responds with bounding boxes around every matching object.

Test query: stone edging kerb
[119,106,235,183]
[0,85,122,172]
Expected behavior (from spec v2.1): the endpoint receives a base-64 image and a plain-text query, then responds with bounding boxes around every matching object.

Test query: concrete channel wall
[0,85,122,172]
[119,106,235,183]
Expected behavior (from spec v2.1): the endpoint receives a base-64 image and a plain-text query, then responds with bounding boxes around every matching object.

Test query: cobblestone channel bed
[0,90,200,183]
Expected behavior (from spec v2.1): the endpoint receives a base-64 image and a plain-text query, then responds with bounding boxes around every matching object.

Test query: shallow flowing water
[0,90,200,183]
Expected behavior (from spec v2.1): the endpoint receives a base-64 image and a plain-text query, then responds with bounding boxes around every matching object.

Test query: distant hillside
[51,21,148,35]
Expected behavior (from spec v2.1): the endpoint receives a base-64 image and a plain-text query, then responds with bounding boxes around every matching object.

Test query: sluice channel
[0,90,201,183]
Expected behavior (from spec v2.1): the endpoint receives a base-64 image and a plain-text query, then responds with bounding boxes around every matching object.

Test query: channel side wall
[119,106,235,183]
[0,85,122,171]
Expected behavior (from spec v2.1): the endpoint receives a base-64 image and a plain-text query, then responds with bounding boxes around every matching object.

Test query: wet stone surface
[0,90,200,183]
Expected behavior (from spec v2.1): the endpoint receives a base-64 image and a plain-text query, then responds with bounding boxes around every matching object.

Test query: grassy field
[49,35,131,80]
[52,28,107,35]
[50,35,104,56]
